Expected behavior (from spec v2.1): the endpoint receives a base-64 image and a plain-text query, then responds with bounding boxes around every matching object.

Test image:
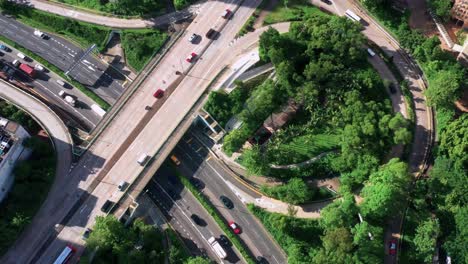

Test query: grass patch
[0,135,56,254]
[121,29,168,72]
[247,204,322,262]
[52,0,165,17]
[263,0,327,25]
[172,166,256,264]
[275,133,340,159]
[0,35,110,110]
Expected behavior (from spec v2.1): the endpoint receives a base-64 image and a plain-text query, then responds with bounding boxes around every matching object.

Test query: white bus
[53,245,75,264]
[345,9,361,22]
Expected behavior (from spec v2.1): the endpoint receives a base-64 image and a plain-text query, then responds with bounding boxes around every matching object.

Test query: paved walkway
[21,0,199,28]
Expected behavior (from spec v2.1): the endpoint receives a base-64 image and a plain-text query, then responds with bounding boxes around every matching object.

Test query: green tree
[314,227,354,263]
[262,178,314,204]
[428,0,453,21]
[360,159,412,221]
[320,194,358,229]
[425,69,464,108]
[204,91,233,127]
[439,114,468,167]
[413,218,440,262]
[241,146,270,175]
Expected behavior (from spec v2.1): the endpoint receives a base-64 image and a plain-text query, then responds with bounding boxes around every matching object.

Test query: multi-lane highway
[0,1,267,263]
[0,14,127,104]
[0,48,101,130]
[172,130,287,264]
[146,164,244,263]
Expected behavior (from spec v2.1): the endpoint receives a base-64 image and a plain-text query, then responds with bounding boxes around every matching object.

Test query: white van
[17,52,26,59]
[367,48,376,57]
[137,154,150,166]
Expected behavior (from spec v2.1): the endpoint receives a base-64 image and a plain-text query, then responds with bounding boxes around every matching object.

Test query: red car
[228,221,241,234]
[153,89,164,98]
[389,239,397,255]
[186,52,197,63]
[222,9,232,19]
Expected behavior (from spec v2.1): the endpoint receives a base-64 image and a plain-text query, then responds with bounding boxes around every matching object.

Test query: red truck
[19,63,36,78]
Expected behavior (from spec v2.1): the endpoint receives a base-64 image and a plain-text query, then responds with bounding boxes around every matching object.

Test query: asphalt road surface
[171,130,287,264]
[0,14,127,104]
[146,164,245,263]
[0,49,101,131]
[0,1,267,263]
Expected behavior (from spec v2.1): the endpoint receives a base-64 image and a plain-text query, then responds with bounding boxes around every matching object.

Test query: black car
[101,200,115,213]
[82,228,92,240]
[190,214,204,226]
[256,256,269,264]
[220,195,234,209]
[0,44,11,52]
[190,177,203,189]
[219,234,231,247]
[389,83,397,94]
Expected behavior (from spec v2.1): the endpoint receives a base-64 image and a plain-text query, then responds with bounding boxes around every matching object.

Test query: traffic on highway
[0,13,127,104]
[0,43,102,130]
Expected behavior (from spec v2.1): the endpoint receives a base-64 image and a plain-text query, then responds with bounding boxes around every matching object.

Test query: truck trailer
[19,63,36,78]
[207,237,227,259]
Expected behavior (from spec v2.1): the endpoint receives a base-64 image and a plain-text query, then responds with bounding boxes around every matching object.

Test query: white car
[34,29,47,39]
[34,64,44,71]
[17,52,26,59]
[188,33,197,43]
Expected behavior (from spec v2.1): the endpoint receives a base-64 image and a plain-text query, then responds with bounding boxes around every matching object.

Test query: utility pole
[65,44,96,76]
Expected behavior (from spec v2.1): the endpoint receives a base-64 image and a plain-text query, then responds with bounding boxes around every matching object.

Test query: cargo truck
[207,237,227,259]
[19,63,36,78]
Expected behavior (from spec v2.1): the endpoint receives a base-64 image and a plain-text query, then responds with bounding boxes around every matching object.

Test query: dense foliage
[121,29,168,71]
[360,1,467,262]
[57,0,165,16]
[235,15,410,191]
[87,216,210,263]
[427,0,453,21]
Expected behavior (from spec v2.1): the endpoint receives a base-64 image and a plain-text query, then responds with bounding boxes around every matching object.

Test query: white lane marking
[79,204,88,214]
[32,80,97,126]
[152,180,225,263]
[68,53,75,57]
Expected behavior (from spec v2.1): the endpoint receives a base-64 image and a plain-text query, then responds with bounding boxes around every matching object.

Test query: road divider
[172,166,256,264]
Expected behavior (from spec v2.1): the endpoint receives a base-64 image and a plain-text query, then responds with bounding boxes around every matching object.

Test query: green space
[121,29,168,72]
[0,101,56,254]
[361,1,467,262]
[263,0,327,25]
[82,215,211,264]
[173,166,256,264]
[55,0,166,17]
[427,0,453,21]
[227,14,411,190]
[248,159,412,263]
[260,178,336,205]
[204,73,271,128]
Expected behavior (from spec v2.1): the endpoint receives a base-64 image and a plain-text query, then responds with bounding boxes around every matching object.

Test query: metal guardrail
[73,29,186,156]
